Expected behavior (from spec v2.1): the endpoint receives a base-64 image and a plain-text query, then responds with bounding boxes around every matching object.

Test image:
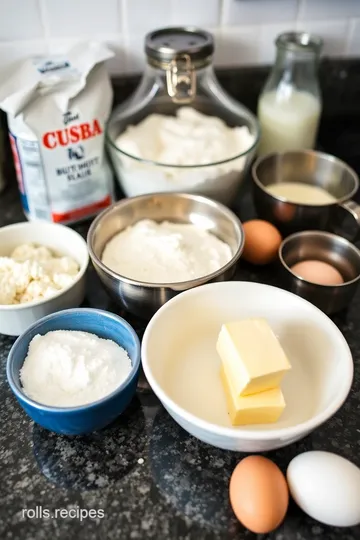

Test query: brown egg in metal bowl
[87,193,244,318]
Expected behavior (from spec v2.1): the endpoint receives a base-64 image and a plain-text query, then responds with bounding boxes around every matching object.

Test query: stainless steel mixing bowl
[252,150,360,235]
[279,230,360,314]
[87,193,244,318]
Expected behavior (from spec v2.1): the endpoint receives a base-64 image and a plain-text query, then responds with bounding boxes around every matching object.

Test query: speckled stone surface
[1,176,360,539]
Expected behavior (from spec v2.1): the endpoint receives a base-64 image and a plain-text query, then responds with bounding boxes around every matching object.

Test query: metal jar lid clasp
[166,54,196,104]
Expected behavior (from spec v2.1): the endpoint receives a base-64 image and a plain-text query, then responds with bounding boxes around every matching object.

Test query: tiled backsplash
[0,0,359,74]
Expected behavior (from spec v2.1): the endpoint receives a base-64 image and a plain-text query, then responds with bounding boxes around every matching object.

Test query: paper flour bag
[0,41,115,223]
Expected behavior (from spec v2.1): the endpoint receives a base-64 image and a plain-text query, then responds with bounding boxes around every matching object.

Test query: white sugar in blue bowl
[7,308,141,435]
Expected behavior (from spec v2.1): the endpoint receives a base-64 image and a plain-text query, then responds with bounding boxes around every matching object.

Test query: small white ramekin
[0,222,89,336]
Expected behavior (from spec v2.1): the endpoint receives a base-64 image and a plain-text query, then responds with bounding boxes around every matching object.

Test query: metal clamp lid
[145,26,214,104]
[145,26,214,65]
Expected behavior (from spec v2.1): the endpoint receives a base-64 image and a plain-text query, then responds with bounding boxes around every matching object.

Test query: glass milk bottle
[257,32,323,156]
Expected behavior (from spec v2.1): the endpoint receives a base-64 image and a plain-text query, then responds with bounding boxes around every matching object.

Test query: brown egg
[229,455,289,533]
[242,220,282,265]
[274,202,296,223]
[290,260,344,286]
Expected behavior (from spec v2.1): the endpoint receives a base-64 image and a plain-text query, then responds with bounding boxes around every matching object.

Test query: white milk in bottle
[257,32,323,157]
[258,89,321,155]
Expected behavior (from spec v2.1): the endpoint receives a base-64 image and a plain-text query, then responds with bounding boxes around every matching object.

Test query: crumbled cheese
[20,330,132,407]
[0,243,79,305]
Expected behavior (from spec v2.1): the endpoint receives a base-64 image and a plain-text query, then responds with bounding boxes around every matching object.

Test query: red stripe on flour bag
[52,195,111,223]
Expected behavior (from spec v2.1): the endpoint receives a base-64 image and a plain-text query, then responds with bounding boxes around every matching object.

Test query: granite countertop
[1,178,360,540]
[1,62,360,540]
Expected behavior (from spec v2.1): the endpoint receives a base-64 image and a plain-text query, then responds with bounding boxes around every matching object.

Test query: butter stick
[220,363,286,426]
[216,318,291,396]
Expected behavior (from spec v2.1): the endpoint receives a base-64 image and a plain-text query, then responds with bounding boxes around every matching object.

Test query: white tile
[213,27,259,67]
[104,38,126,75]
[125,0,172,35]
[258,23,298,65]
[222,0,298,26]
[0,40,47,71]
[296,19,349,57]
[346,19,360,56]
[0,0,43,41]
[124,35,146,73]
[44,0,120,38]
[172,0,221,28]
[47,38,83,55]
[299,0,360,21]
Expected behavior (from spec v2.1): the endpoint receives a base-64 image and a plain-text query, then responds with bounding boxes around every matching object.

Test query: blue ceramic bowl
[6,308,141,435]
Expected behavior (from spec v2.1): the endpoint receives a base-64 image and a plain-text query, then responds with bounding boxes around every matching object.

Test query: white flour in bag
[0,42,115,224]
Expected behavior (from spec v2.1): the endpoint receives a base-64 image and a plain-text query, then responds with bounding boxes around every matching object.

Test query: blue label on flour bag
[36,60,71,74]
[9,132,29,214]
[9,131,51,220]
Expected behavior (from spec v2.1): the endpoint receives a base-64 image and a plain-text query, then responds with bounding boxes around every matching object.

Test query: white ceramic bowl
[0,222,89,336]
[142,281,353,452]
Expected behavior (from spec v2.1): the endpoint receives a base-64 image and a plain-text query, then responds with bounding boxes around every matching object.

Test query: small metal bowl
[279,230,360,314]
[87,193,244,318]
[252,150,360,235]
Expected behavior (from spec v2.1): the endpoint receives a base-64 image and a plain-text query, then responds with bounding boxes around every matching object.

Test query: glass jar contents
[257,32,323,156]
[106,27,259,205]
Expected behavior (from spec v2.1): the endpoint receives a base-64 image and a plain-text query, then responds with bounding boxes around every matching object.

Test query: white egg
[287,451,360,527]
